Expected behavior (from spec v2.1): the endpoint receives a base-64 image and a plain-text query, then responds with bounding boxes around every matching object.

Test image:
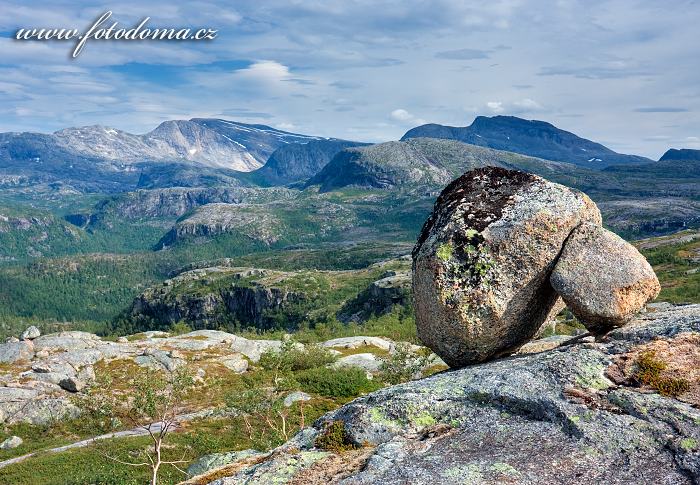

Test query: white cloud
[486,101,504,114]
[390,109,426,126]
[236,60,292,83]
[486,98,544,115]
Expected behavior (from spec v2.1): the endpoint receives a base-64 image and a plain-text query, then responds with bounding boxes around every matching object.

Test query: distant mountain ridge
[660,148,700,161]
[52,118,328,171]
[401,115,651,169]
[0,119,348,192]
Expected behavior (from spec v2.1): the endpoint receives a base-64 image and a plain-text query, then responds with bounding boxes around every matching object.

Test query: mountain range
[3,114,696,194]
[401,115,652,169]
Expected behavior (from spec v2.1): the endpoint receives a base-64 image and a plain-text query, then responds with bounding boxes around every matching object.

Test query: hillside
[401,115,651,169]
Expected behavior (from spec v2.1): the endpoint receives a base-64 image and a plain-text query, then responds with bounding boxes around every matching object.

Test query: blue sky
[0,0,699,158]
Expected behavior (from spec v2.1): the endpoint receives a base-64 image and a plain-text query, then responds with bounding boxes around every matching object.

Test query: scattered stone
[0,435,23,449]
[20,326,41,340]
[117,336,129,343]
[58,376,86,393]
[284,391,312,407]
[333,353,382,372]
[6,337,19,343]
[551,223,660,333]
[413,167,602,367]
[221,354,249,373]
[31,363,52,374]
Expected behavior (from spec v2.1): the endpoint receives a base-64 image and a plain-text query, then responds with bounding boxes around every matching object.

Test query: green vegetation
[314,420,357,452]
[259,339,337,373]
[295,367,381,398]
[634,351,690,397]
[378,342,433,385]
[639,234,700,304]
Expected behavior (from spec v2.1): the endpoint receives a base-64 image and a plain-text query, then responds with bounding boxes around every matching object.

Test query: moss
[680,438,698,451]
[314,421,356,452]
[635,351,691,397]
[436,242,454,261]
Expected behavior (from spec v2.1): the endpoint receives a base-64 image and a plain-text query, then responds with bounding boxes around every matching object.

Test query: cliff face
[129,269,303,330]
[194,304,700,484]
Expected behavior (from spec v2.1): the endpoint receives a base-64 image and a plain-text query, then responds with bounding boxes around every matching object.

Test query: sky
[0,0,699,159]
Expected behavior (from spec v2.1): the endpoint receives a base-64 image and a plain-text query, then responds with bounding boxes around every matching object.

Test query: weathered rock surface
[322,336,393,352]
[201,305,700,484]
[0,340,34,363]
[332,353,382,373]
[551,223,661,333]
[413,166,601,367]
[187,449,264,478]
[0,327,404,425]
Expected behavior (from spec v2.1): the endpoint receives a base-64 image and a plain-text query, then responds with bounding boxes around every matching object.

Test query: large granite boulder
[551,223,660,333]
[412,167,601,367]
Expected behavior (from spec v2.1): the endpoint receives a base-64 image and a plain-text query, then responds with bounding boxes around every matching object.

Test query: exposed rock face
[412,167,601,367]
[129,268,303,331]
[201,305,700,484]
[0,340,34,363]
[338,272,411,323]
[551,223,660,332]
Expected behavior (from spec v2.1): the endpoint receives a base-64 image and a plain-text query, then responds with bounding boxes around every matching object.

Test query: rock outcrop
[412,166,602,367]
[551,223,661,332]
[196,304,700,484]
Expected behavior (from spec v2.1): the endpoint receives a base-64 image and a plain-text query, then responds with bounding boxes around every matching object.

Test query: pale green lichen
[490,462,520,476]
[681,438,698,451]
[437,242,454,261]
[368,407,401,427]
[411,411,437,427]
[442,464,483,483]
[575,363,612,390]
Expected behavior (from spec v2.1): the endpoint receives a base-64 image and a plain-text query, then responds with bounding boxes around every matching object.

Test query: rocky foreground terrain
[184,304,700,484]
[0,328,417,428]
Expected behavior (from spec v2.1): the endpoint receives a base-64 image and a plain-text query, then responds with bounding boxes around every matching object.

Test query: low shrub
[314,420,356,452]
[259,339,337,372]
[295,367,380,398]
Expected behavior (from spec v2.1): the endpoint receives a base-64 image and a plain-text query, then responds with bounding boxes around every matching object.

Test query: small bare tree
[80,366,195,485]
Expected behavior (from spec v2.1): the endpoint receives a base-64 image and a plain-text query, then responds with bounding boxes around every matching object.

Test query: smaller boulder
[551,223,660,333]
[283,391,312,408]
[117,336,129,343]
[221,354,249,373]
[0,435,23,449]
[21,326,41,340]
[332,353,381,372]
[59,376,86,393]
